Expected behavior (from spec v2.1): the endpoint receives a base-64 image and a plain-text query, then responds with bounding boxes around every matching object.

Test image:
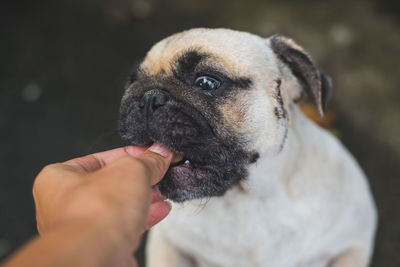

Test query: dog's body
[147,108,376,267]
[119,28,377,267]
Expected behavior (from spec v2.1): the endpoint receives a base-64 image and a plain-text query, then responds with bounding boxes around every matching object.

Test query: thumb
[136,143,174,185]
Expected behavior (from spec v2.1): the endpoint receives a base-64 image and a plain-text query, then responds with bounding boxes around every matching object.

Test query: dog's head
[119,28,331,202]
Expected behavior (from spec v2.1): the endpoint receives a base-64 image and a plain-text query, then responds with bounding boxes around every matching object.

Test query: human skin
[2,143,179,267]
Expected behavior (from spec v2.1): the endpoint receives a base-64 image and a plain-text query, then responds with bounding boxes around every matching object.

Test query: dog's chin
[157,155,226,202]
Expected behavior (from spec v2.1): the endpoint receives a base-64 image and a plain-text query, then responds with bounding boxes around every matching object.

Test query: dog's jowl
[119,28,377,267]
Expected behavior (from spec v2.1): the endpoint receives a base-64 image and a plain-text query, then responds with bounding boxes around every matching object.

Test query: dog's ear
[270,35,332,117]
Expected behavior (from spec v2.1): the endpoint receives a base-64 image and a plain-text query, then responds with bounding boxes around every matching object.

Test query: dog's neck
[240,105,323,198]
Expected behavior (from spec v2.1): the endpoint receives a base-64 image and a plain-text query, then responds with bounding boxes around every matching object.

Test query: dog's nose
[139,90,169,114]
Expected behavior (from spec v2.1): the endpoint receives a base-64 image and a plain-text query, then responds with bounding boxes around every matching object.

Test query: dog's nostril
[153,93,168,108]
[140,90,170,112]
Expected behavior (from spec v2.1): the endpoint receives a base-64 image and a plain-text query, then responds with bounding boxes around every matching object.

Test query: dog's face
[119,28,331,202]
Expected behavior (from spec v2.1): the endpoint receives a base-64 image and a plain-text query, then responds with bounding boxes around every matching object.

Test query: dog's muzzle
[119,88,250,202]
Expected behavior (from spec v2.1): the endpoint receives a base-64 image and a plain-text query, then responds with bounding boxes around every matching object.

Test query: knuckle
[120,156,151,177]
[139,157,162,177]
[114,155,165,183]
[144,155,166,179]
[135,158,153,177]
[34,164,58,183]
[33,163,61,194]
[39,163,59,175]
[145,155,161,168]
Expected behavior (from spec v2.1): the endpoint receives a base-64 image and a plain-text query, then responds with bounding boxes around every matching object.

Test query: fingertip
[147,143,173,158]
[145,201,172,231]
[124,145,148,157]
[138,143,174,185]
[151,187,166,203]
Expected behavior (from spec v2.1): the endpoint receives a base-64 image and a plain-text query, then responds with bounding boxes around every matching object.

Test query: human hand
[30,143,179,267]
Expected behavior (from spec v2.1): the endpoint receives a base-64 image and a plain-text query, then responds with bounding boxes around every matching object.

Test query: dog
[119,28,377,267]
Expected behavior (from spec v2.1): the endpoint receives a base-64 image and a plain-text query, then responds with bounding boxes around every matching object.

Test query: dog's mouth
[168,152,197,178]
[170,153,189,167]
[146,138,228,202]
[123,128,249,202]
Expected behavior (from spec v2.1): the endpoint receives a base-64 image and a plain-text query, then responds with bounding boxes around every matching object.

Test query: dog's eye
[194,76,221,92]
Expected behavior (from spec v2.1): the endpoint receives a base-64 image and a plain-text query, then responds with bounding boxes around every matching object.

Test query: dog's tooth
[185,160,190,164]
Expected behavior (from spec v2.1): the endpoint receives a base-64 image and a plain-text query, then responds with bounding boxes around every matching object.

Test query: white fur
[145,29,377,267]
[147,109,376,267]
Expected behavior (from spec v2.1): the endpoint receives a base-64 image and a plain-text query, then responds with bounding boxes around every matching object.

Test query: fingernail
[148,143,171,158]
[125,145,148,157]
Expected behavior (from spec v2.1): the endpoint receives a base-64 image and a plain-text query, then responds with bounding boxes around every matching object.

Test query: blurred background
[0,0,399,266]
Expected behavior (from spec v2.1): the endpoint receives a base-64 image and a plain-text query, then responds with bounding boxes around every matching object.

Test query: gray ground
[0,0,399,266]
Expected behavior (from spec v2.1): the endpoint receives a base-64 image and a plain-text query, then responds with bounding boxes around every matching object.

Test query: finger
[127,257,138,267]
[145,201,171,231]
[136,143,174,185]
[119,255,138,267]
[63,146,148,173]
[124,146,148,157]
[33,164,80,222]
[151,188,166,203]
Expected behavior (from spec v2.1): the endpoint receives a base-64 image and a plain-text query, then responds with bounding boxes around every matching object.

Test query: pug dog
[119,28,377,267]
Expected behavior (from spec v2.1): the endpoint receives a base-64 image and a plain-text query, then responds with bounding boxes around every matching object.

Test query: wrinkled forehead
[140,28,278,77]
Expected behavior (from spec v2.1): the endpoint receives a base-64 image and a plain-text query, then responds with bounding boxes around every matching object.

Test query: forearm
[2,217,134,267]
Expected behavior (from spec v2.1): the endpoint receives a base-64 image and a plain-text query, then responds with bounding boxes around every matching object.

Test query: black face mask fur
[119,74,257,202]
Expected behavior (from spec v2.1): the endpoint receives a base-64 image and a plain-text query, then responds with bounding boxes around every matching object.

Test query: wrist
[3,214,135,267]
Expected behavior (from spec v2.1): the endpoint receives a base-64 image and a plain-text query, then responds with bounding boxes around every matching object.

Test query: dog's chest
[158,191,331,267]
